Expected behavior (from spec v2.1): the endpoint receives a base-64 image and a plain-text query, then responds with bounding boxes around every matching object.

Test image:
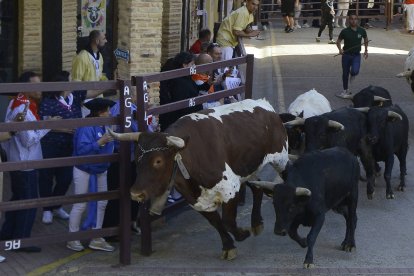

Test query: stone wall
[18,0,42,75]
[61,0,77,72]
[117,0,163,105]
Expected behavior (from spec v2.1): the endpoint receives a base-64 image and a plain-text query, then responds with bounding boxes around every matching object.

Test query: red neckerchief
[192,74,215,94]
[10,93,40,121]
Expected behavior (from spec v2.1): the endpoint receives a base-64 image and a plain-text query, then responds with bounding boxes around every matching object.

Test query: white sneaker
[294,24,301,29]
[335,24,340,28]
[54,208,70,220]
[302,23,310,28]
[316,37,321,42]
[336,90,352,98]
[42,211,53,224]
[89,238,115,252]
[328,39,336,44]
[67,240,85,252]
[0,255,5,263]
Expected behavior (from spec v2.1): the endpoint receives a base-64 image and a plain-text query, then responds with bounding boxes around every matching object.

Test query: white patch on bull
[191,140,289,212]
[258,140,289,173]
[287,89,332,118]
[193,163,241,212]
[187,98,275,123]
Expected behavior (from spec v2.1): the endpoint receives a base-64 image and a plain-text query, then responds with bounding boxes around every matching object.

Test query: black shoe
[16,246,41,253]
[284,25,289,32]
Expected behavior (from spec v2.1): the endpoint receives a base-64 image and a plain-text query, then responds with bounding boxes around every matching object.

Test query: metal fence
[0,54,254,263]
[259,0,394,29]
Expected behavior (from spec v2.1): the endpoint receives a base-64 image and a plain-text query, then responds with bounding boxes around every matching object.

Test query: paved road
[3,19,414,275]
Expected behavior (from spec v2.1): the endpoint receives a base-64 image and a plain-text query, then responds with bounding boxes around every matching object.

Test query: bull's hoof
[303,262,315,269]
[367,192,374,200]
[386,193,395,199]
[341,243,356,252]
[221,248,237,260]
[234,228,251,241]
[251,223,264,236]
[397,185,405,192]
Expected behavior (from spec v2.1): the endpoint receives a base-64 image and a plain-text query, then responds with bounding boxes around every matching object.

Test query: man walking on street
[335,13,369,98]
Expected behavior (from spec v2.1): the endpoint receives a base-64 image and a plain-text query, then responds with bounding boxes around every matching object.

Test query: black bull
[253,147,360,268]
[109,99,289,260]
[285,107,376,199]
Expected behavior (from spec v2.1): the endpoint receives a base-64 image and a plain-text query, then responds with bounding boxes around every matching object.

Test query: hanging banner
[81,0,106,37]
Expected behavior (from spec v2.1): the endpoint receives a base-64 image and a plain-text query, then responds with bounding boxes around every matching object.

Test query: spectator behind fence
[189,28,212,54]
[71,30,108,117]
[281,0,299,33]
[67,98,115,252]
[38,71,105,225]
[216,0,261,60]
[193,54,222,109]
[335,0,351,28]
[261,0,272,30]
[158,52,202,131]
[404,0,414,33]
[0,72,58,253]
[316,0,336,44]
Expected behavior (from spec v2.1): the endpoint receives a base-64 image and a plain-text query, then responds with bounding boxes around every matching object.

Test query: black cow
[285,107,376,198]
[254,147,359,268]
[366,105,409,199]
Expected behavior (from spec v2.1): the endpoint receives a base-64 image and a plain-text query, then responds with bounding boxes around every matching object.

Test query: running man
[336,13,369,98]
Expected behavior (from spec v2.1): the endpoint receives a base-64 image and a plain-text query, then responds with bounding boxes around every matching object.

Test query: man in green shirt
[216,0,261,60]
[335,13,369,98]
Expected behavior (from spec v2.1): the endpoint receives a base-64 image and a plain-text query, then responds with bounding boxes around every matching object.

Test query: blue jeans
[0,170,39,240]
[39,144,73,211]
[342,53,361,90]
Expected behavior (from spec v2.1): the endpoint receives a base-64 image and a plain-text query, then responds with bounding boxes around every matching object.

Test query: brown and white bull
[109,99,289,260]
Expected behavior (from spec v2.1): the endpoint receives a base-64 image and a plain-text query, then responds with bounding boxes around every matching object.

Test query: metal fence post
[118,79,132,265]
[245,54,254,99]
[133,76,152,256]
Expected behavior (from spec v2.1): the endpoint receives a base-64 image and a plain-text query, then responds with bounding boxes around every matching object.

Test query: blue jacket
[73,125,114,174]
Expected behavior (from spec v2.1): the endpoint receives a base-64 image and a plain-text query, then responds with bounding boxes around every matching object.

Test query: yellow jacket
[71,50,107,81]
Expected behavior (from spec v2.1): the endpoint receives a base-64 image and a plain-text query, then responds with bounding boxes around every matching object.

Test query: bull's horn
[166,136,185,148]
[388,111,402,121]
[250,180,278,190]
[396,71,411,78]
[108,128,141,141]
[295,187,311,197]
[283,117,305,126]
[288,154,299,161]
[353,107,370,113]
[373,96,390,102]
[328,120,345,130]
